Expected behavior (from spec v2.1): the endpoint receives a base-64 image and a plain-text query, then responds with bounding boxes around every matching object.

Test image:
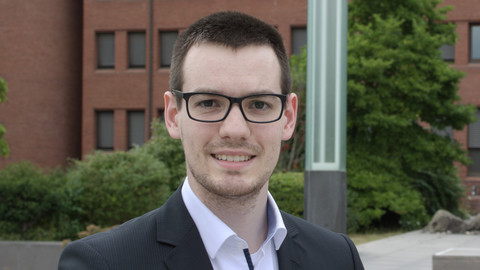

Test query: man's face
[164,43,297,200]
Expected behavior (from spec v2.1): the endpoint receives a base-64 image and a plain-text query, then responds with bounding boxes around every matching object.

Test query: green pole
[304,0,348,233]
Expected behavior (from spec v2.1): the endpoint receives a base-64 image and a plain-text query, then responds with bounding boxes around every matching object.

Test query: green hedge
[65,150,171,227]
[0,162,78,240]
[0,118,432,240]
[135,120,186,191]
[0,119,184,240]
[1,152,431,240]
[269,172,304,218]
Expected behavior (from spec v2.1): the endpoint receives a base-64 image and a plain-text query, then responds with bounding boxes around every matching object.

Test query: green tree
[347,0,476,230]
[0,78,9,157]
[136,119,186,191]
[280,0,476,231]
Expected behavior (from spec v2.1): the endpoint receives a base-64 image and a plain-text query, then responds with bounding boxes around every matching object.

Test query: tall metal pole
[304,0,348,233]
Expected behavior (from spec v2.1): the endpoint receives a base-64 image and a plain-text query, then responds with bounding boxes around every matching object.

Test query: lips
[214,154,253,162]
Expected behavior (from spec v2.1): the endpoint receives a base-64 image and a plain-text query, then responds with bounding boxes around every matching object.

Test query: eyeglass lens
[187,93,283,123]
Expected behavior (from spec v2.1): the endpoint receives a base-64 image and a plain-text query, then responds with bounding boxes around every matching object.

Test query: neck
[190,179,270,253]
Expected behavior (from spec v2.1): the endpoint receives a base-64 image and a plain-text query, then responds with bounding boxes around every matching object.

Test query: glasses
[171,89,287,123]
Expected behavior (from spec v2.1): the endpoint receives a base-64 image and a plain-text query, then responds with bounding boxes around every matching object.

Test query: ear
[282,93,298,141]
[164,91,181,139]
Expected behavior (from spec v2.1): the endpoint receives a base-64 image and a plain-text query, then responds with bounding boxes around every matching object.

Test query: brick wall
[0,0,82,169]
[442,0,480,213]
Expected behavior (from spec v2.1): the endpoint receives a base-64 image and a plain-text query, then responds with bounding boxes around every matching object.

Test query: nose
[218,104,251,140]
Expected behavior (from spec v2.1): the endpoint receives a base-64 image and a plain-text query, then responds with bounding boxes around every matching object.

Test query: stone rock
[424,210,467,233]
[465,213,480,231]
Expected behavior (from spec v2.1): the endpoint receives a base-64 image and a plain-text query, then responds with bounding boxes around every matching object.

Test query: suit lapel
[155,189,303,270]
[164,227,213,270]
[277,212,301,270]
[156,187,214,270]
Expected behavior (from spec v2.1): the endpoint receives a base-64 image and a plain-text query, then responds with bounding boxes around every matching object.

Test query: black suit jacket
[58,188,364,269]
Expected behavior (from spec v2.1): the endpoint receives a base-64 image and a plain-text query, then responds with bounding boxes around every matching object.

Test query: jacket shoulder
[59,207,168,269]
[280,211,364,269]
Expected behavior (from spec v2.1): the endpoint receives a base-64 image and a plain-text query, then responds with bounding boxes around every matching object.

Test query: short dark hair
[170,11,291,97]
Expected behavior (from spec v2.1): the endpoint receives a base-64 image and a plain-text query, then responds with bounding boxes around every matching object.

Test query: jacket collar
[155,186,301,270]
[277,212,302,270]
[156,187,214,270]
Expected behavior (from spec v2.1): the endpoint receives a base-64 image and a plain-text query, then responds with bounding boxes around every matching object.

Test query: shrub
[65,150,170,227]
[269,172,304,218]
[0,162,78,240]
[136,119,186,191]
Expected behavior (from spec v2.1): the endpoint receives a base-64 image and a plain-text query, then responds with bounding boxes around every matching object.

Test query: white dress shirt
[182,177,287,270]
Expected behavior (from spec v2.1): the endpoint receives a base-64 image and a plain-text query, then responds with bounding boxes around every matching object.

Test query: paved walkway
[357,230,480,270]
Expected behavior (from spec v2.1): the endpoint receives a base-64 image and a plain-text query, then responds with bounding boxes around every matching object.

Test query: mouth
[213,154,254,162]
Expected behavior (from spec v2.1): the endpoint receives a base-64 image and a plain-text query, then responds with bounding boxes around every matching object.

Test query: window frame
[468,109,480,176]
[439,44,455,62]
[470,24,480,63]
[127,110,146,149]
[96,32,115,69]
[159,30,179,68]
[96,110,114,150]
[291,26,307,56]
[128,31,146,69]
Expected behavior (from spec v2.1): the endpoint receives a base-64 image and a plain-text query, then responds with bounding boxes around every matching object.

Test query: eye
[190,94,225,109]
[197,99,218,108]
[251,101,270,110]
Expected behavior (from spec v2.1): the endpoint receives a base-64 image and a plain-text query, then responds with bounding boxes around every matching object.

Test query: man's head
[170,11,291,97]
[164,12,297,202]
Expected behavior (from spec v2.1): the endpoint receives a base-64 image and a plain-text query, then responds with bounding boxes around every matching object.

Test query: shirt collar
[181,177,287,259]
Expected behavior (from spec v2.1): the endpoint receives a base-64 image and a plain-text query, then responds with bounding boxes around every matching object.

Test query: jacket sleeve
[340,234,365,270]
[58,241,110,270]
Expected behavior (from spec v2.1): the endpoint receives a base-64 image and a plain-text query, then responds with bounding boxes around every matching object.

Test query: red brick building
[0,0,479,212]
[441,0,480,213]
[0,0,307,169]
[80,0,307,156]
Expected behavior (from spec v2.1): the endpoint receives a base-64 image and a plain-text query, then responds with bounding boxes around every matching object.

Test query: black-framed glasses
[171,89,287,123]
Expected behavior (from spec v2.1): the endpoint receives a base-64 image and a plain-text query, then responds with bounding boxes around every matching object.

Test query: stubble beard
[188,140,276,207]
[191,165,272,200]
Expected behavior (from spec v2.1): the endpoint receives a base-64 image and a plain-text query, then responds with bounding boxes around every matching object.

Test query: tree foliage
[347,0,475,229]
[277,48,307,172]
[280,0,476,230]
[136,119,186,191]
[0,77,8,157]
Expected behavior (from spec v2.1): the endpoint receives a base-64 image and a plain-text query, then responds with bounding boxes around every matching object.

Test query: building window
[97,32,115,69]
[471,24,480,62]
[160,31,178,68]
[128,111,145,148]
[468,109,480,176]
[128,31,146,68]
[157,109,165,122]
[97,111,114,150]
[432,126,454,143]
[291,27,307,56]
[439,44,454,62]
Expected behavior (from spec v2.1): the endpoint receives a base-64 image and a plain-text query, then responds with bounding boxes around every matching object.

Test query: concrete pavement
[0,241,63,270]
[357,230,480,270]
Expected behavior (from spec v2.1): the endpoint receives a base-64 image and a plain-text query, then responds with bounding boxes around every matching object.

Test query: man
[58,11,364,270]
